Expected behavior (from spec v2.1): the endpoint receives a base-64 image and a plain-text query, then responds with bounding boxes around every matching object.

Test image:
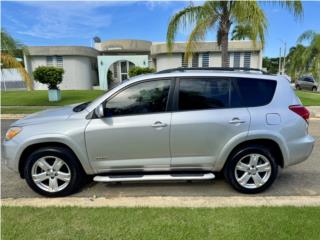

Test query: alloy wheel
[31,156,71,193]
[234,153,272,189]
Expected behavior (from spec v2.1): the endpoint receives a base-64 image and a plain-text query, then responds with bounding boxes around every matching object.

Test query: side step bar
[93,173,215,183]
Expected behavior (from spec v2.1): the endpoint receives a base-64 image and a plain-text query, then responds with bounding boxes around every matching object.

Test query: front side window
[178,78,239,111]
[105,80,171,117]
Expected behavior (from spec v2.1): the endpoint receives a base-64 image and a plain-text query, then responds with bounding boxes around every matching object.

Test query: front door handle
[229,118,246,124]
[152,121,168,128]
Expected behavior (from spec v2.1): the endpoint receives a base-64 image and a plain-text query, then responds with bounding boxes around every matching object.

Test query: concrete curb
[2,196,320,208]
[0,114,29,120]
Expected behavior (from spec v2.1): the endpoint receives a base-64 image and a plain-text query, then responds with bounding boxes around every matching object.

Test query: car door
[170,77,250,170]
[85,79,174,173]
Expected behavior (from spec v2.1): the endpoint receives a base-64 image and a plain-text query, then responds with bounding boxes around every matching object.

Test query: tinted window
[105,80,171,117]
[236,78,277,107]
[178,78,241,111]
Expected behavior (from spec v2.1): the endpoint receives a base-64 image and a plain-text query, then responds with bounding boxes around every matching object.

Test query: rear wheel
[312,87,317,92]
[224,145,278,194]
[296,85,301,90]
[24,147,84,197]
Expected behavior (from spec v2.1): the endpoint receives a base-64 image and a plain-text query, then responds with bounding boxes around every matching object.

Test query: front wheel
[24,147,84,197]
[224,145,278,194]
[312,87,317,92]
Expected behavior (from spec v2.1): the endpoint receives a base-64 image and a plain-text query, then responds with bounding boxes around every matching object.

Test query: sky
[2,0,320,57]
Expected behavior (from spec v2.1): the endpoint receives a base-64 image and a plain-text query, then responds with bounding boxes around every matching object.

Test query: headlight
[5,127,22,141]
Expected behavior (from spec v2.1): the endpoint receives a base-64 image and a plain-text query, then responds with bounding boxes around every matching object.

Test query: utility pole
[282,42,287,74]
[278,47,282,75]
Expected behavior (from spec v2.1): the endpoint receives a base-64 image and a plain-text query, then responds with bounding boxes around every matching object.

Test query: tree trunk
[220,3,231,68]
[221,30,229,68]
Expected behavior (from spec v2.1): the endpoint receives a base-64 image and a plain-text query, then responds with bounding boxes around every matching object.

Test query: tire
[312,87,317,92]
[296,85,301,90]
[224,145,278,194]
[24,147,85,197]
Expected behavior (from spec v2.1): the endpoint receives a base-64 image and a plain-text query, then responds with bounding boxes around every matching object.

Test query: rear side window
[236,78,277,107]
[178,78,241,111]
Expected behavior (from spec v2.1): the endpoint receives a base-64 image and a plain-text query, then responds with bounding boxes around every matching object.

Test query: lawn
[1,90,105,106]
[2,206,320,240]
[296,90,320,106]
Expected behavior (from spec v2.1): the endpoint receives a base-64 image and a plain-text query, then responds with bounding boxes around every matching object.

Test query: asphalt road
[1,119,320,198]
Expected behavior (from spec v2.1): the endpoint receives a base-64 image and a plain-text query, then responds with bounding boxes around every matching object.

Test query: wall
[155,51,262,70]
[155,54,182,71]
[27,56,97,90]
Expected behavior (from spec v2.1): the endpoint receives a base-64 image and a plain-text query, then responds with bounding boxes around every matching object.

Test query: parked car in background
[3,68,315,197]
[295,76,318,92]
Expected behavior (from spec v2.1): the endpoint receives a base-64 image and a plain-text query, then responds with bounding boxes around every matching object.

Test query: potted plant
[33,66,64,101]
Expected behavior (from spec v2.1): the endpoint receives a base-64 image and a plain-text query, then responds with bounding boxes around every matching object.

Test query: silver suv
[295,76,318,92]
[3,68,315,197]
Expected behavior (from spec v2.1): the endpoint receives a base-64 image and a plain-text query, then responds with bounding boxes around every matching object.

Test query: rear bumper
[285,134,315,167]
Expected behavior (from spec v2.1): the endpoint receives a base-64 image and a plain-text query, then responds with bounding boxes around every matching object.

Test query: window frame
[172,77,245,112]
[96,78,176,118]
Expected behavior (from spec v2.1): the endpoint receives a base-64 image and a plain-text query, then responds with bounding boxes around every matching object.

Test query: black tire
[24,147,85,197]
[223,145,278,194]
[312,87,317,92]
[296,85,301,90]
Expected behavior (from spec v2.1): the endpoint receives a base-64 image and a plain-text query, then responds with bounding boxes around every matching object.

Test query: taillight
[289,105,310,121]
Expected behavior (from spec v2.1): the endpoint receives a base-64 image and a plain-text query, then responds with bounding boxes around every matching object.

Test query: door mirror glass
[95,104,105,118]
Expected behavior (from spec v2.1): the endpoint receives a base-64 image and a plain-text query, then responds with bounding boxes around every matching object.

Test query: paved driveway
[1,119,319,198]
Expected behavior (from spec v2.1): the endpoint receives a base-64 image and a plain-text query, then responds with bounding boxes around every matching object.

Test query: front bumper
[2,139,20,173]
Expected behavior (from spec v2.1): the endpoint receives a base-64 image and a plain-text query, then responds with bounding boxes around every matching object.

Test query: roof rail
[156,67,268,75]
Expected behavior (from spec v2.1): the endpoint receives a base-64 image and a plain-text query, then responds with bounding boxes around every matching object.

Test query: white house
[19,39,263,90]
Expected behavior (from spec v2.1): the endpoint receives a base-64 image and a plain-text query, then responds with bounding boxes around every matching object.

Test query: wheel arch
[19,142,86,178]
[222,139,284,171]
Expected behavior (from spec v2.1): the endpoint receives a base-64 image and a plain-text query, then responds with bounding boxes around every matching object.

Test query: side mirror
[94,104,104,118]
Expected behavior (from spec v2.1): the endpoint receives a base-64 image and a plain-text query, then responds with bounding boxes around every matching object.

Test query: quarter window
[178,78,241,111]
[236,78,277,107]
[105,80,171,117]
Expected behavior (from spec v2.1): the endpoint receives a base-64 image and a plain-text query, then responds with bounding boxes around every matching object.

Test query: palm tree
[1,29,33,90]
[167,1,303,67]
[297,30,320,81]
[286,45,306,81]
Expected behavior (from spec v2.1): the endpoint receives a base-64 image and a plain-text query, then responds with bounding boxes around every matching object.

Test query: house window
[181,53,188,67]
[191,53,199,68]
[233,52,240,68]
[46,56,54,66]
[244,52,251,68]
[56,56,63,68]
[113,63,118,78]
[202,52,209,67]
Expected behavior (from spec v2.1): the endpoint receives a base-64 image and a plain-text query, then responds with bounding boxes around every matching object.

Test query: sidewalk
[2,196,320,208]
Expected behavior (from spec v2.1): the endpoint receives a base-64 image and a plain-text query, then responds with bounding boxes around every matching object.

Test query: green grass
[1,90,105,106]
[296,90,320,106]
[2,206,320,240]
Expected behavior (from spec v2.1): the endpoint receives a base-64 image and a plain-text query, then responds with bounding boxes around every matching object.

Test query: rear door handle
[152,121,168,128]
[229,118,246,124]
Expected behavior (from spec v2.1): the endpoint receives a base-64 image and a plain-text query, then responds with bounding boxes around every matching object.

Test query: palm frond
[1,53,33,90]
[184,15,218,61]
[166,5,203,52]
[231,1,267,47]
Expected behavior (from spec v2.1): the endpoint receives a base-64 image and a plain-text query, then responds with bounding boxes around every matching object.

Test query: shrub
[128,66,155,77]
[33,66,64,89]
